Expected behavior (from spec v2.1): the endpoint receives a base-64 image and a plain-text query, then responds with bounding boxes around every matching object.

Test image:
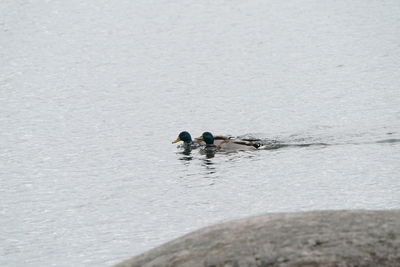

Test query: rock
[115,210,400,267]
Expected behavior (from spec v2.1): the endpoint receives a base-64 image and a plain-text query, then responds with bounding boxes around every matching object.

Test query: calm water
[1,0,400,266]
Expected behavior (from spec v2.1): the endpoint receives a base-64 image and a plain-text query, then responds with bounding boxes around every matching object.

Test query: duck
[172,131,200,151]
[196,132,219,158]
[194,133,234,146]
[197,132,262,151]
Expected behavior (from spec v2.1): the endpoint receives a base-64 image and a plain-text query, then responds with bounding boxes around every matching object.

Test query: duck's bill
[195,136,204,140]
[172,137,181,144]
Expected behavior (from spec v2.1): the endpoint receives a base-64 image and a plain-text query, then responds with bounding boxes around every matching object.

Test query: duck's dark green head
[201,132,214,145]
[172,131,192,144]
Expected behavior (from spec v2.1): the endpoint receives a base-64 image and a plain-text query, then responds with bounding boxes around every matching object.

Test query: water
[1,0,400,266]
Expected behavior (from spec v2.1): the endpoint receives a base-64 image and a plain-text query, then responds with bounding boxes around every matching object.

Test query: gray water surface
[1,0,400,266]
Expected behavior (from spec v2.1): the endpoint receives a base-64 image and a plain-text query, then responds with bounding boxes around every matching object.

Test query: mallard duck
[197,132,262,151]
[172,131,200,150]
[195,132,219,158]
[195,133,234,146]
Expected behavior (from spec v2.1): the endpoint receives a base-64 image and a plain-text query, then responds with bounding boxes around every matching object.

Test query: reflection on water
[201,158,215,173]
[200,148,217,159]
[177,149,193,161]
[178,155,193,161]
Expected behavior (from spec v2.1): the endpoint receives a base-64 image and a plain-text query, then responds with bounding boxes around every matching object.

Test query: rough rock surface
[115,210,400,267]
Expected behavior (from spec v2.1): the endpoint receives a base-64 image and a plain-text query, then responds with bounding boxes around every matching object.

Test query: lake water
[1,0,400,266]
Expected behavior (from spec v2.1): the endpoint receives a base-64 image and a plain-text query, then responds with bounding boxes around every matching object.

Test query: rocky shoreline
[115,210,400,267]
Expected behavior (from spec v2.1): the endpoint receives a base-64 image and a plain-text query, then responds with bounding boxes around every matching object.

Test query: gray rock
[115,210,400,267]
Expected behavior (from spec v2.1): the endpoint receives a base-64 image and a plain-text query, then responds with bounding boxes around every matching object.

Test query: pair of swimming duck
[172,131,262,151]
